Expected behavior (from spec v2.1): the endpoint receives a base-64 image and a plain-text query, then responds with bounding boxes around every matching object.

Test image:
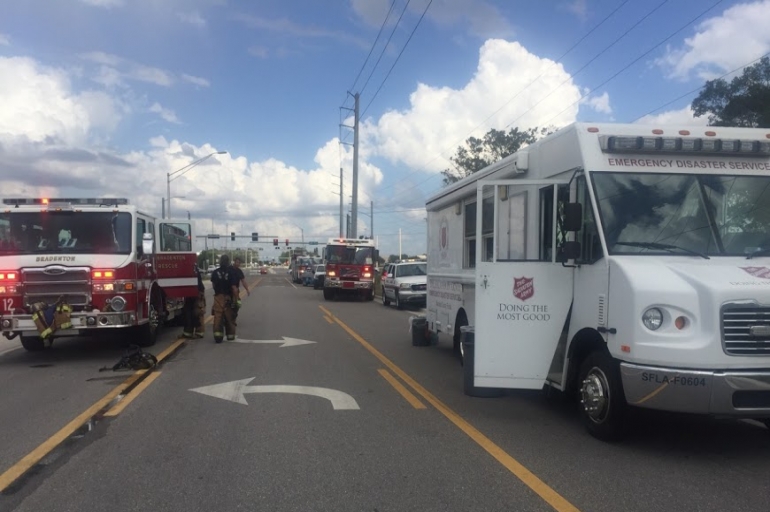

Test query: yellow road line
[0,369,148,492]
[155,338,186,363]
[319,305,580,512]
[103,372,163,417]
[378,369,426,409]
[323,315,334,324]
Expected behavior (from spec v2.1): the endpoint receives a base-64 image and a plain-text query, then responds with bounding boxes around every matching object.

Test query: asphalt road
[0,268,769,512]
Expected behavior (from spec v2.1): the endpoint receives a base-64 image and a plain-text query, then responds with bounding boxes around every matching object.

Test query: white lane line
[285,278,297,289]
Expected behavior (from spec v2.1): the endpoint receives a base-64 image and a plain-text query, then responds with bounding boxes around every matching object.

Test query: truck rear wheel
[21,335,46,352]
[578,350,627,441]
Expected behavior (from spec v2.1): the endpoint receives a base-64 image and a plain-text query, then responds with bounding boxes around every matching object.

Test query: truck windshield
[592,172,770,257]
[0,211,133,255]
[325,245,374,265]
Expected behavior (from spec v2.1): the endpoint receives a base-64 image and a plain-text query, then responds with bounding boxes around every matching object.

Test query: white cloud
[0,33,10,46]
[248,46,269,59]
[182,74,210,88]
[178,11,206,27]
[634,105,709,126]
[80,0,123,7]
[367,39,583,173]
[0,54,383,249]
[351,0,513,39]
[565,0,588,21]
[583,91,612,114]
[657,0,770,80]
[0,56,122,146]
[80,52,192,88]
[149,103,181,124]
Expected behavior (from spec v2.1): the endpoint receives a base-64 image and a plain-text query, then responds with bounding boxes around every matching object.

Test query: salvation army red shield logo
[513,277,534,301]
[740,267,770,279]
[438,217,449,261]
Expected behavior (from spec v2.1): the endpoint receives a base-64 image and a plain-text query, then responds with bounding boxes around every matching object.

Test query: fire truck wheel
[366,290,374,301]
[382,287,390,306]
[136,302,160,347]
[578,351,627,442]
[20,335,46,352]
[323,288,334,301]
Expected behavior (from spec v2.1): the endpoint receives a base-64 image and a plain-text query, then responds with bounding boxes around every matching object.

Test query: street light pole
[167,150,227,219]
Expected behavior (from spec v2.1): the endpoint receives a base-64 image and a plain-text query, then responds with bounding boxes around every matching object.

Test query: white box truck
[423,122,770,440]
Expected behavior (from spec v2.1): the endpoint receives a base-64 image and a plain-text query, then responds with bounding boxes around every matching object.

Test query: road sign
[207,234,220,239]
[190,379,360,409]
[228,337,315,348]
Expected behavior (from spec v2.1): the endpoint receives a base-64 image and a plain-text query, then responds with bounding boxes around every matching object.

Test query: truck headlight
[642,308,663,330]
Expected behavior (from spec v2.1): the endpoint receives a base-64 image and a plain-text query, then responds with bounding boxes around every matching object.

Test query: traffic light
[273,238,278,246]
[231,232,236,242]
[252,232,259,242]
[285,239,289,247]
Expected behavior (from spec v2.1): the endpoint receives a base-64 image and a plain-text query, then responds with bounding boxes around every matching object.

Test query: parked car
[381,262,427,309]
[312,264,326,289]
[260,267,268,275]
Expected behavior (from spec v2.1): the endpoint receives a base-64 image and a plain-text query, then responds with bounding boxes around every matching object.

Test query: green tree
[692,56,770,128]
[441,127,548,186]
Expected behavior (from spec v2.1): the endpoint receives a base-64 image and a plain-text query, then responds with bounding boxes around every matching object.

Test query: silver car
[381,262,427,309]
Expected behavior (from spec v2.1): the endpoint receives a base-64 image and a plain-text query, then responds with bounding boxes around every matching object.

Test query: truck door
[473,179,574,390]
[155,220,198,299]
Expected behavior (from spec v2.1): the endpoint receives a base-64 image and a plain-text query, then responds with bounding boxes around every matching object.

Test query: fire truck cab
[0,198,199,351]
[323,238,377,301]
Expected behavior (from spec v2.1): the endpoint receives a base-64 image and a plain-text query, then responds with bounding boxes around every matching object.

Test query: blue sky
[1,0,769,258]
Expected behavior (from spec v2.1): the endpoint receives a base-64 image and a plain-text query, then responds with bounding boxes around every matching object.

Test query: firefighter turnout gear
[211,255,239,343]
[30,298,73,343]
[183,266,206,339]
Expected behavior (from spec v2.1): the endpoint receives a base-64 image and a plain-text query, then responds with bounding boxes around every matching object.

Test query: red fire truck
[0,198,199,351]
[323,238,377,301]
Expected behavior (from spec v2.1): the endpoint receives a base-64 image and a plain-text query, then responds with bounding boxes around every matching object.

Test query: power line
[372,0,633,197]
[359,0,412,98]
[348,0,397,95]
[361,0,434,118]
[631,51,770,122]
[501,0,671,132]
[540,0,725,127]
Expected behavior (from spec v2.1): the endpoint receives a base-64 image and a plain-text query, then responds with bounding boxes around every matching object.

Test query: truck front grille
[22,267,91,308]
[721,304,770,356]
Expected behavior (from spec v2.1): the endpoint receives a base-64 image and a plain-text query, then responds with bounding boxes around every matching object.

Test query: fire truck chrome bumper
[1,312,136,332]
[621,362,770,418]
[324,280,372,290]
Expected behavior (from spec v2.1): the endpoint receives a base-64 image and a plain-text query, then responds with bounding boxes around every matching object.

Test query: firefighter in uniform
[211,254,238,343]
[231,257,250,322]
[182,265,206,339]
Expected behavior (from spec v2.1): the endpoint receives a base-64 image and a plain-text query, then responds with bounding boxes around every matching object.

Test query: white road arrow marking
[228,337,316,347]
[190,379,360,410]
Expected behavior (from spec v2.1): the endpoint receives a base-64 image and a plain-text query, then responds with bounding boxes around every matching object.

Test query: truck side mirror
[564,203,583,232]
[142,233,155,256]
[562,241,581,260]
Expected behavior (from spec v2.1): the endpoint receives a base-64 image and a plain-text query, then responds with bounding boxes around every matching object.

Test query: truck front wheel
[21,335,46,352]
[136,300,161,347]
[578,350,627,441]
[323,288,334,301]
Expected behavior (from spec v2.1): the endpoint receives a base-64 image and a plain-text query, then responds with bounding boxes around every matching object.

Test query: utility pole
[161,198,165,219]
[399,228,402,260]
[370,200,373,240]
[346,214,351,238]
[351,92,360,239]
[339,167,344,238]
